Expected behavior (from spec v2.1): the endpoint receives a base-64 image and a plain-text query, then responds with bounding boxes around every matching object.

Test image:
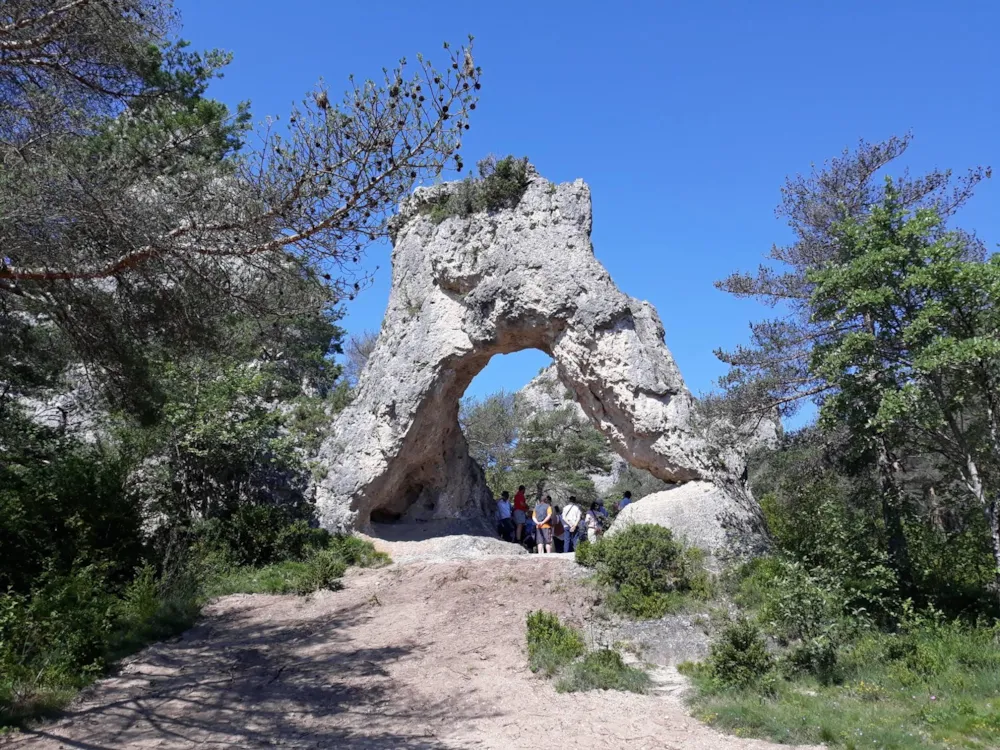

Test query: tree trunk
[875,437,914,594]
[985,498,1000,608]
[959,451,1000,608]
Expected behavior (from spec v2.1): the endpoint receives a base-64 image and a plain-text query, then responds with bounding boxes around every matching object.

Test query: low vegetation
[0,507,387,728]
[525,610,649,694]
[526,610,586,676]
[423,155,531,223]
[683,604,1000,748]
[675,440,1000,748]
[575,524,712,618]
[556,649,652,694]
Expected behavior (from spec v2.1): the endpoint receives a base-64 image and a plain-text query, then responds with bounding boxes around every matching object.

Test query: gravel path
[2,555,819,750]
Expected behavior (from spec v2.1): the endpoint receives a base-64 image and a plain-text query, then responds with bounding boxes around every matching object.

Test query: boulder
[607,481,769,563]
[313,165,756,539]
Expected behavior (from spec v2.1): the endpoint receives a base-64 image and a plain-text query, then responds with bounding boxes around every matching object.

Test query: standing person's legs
[587,528,598,544]
[513,510,526,542]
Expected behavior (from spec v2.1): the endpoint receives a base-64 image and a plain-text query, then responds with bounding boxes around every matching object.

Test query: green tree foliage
[0,414,140,595]
[716,135,992,594]
[513,406,611,502]
[459,389,521,495]
[808,182,1000,598]
[0,0,481,413]
[459,387,612,502]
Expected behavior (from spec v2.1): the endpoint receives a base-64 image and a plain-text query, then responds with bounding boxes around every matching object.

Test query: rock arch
[315,167,749,535]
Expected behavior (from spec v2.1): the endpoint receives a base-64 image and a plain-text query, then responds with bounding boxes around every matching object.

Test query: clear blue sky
[175,0,998,422]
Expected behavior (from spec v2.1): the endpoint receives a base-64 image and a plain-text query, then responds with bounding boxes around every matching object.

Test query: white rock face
[608,482,768,564]
[314,167,755,537]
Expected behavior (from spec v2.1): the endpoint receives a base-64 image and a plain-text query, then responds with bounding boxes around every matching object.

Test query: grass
[556,649,651,694]
[684,619,1000,748]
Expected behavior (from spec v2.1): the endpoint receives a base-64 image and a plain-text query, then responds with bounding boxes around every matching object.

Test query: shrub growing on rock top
[576,523,711,618]
[424,155,530,223]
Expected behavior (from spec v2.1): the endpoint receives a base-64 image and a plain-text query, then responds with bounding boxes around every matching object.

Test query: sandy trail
[3,555,817,750]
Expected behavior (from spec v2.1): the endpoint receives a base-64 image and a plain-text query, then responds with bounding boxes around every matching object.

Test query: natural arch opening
[457,353,672,515]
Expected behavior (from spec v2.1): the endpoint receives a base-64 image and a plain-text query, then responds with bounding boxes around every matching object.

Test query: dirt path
[3,557,818,750]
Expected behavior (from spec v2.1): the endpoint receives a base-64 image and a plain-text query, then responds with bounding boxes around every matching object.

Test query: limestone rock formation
[608,482,769,565]
[315,166,751,534]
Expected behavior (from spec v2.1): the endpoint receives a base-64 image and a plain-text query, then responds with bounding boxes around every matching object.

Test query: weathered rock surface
[608,481,769,563]
[315,166,750,534]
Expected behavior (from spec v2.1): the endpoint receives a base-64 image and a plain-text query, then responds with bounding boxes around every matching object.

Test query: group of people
[495,486,635,553]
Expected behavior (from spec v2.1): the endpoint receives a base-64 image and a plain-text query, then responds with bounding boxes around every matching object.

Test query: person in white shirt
[496,491,514,542]
[585,502,603,544]
[562,496,583,553]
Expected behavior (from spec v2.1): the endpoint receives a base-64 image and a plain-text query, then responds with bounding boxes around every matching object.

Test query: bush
[0,563,198,727]
[573,539,596,567]
[329,534,391,568]
[706,617,775,692]
[194,506,332,568]
[424,155,530,223]
[556,649,651,694]
[577,524,711,618]
[525,610,585,676]
[0,416,142,595]
[292,549,348,595]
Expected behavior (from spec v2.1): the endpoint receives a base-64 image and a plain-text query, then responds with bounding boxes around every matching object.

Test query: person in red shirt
[512,485,529,542]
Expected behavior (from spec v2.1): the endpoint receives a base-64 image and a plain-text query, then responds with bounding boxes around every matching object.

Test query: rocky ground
[2,542,818,750]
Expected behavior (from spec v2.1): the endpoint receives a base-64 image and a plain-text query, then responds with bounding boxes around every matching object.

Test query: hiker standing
[512,485,529,542]
[532,495,554,554]
[562,496,583,553]
[553,506,566,553]
[523,513,537,553]
[585,502,603,544]
[617,490,633,512]
[496,491,514,542]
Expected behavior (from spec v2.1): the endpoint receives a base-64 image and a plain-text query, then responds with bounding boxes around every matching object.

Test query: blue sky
[175,0,998,423]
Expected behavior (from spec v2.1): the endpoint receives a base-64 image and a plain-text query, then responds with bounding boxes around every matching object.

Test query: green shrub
[556,649,651,694]
[525,610,585,676]
[578,524,710,618]
[194,506,333,568]
[329,534,391,568]
[573,538,596,567]
[0,417,141,595]
[424,155,530,223]
[707,617,775,692]
[0,563,198,727]
[293,549,348,595]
